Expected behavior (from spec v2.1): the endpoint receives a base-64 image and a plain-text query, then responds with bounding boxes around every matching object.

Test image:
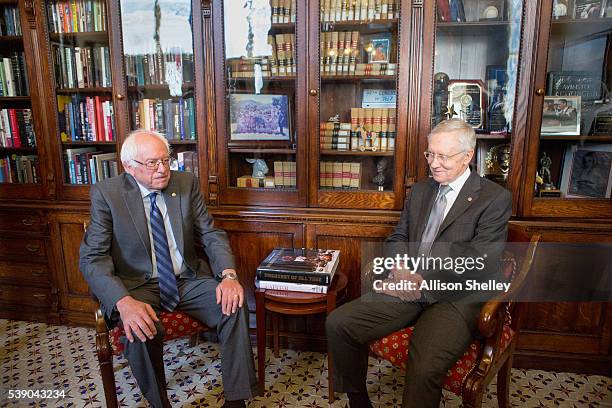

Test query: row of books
[236,161,296,188]
[131,97,196,141]
[321,0,400,22]
[58,95,115,142]
[0,6,21,36]
[436,0,466,22]
[0,154,39,183]
[256,248,341,294]
[0,108,36,148]
[46,0,108,33]
[0,53,28,96]
[64,148,116,184]
[352,107,396,151]
[320,31,359,75]
[125,49,195,87]
[270,0,296,24]
[52,45,111,89]
[319,161,361,189]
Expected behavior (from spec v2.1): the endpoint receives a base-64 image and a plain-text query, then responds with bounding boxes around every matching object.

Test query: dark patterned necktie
[149,192,179,311]
[418,184,452,258]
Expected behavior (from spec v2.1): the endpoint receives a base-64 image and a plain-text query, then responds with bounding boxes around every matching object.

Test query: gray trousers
[115,276,258,408]
[326,292,478,408]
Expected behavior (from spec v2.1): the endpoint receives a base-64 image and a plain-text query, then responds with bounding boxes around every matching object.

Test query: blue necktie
[149,192,180,311]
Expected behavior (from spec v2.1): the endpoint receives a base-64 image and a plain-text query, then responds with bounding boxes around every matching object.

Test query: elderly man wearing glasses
[326,118,512,408]
[79,129,257,408]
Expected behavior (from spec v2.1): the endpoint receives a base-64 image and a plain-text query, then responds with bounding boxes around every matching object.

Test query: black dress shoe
[347,391,373,408]
[222,400,246,408]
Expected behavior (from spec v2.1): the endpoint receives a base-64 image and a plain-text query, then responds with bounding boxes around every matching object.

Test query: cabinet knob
[116,93,125,100]
[33,294,47,300]
[31,270,44,277]
[535,88,545,96]
[22,218,35,226]
[309,89,318,96]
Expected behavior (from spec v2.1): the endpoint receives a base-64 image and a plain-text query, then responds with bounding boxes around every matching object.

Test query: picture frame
[560,144,612,198]
[485,65,509,133]
[447,80,486,129]
[367,38,390,64]
[477,0,505,21]
[540,96,581,136]
[229,93,291,141]
[573,0,606,19]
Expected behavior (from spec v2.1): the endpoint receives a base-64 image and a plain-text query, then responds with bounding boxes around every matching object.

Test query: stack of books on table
[255,248,340,294]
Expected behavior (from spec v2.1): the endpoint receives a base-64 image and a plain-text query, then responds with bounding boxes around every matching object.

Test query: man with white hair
[79,129,257,408]
[326,119,512,407]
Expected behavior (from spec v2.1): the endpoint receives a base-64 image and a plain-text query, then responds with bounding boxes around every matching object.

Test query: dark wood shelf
[321,74,395,82]
[321,19,399,33]
[231,76,296,82]
[56,87,112,94]
[551,17,612,25]
[127,84,195,92]
[269,23,295,32]
[540,135,612,142]
[319,187,390,193]
[0,0,18,4]
[0,146,37,152]
[49,31,109,42]
[437,20,511,27]
[61,141,117,146]
[0,35,22,42]
[320,149,395,156]
[229,148,296,154]
[230,186,297,192]
[0,96,30,102]
[167,140,197,145]
[476,133,511,140]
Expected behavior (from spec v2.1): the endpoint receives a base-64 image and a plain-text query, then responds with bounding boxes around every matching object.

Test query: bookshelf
[0,1,39,186]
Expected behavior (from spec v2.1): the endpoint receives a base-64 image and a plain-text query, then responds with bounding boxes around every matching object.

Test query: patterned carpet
[1,319,611,407]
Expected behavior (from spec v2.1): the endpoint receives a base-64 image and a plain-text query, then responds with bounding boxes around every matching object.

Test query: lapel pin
[467,197,473,202]
[171,192,177,197]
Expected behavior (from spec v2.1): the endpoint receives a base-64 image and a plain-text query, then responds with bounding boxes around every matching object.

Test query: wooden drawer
[0,261,48,285]
[0,237,46,260]
[0,284,52,307]
[0,210,48,234]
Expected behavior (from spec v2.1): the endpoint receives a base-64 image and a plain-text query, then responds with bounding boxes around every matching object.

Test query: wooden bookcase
[0,0,609,375]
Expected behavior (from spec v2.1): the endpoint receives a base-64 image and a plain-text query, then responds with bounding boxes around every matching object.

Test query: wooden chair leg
[497,355,513,408]
[255,289,267,395]
[272,313,280,358]
[95,310,118,408]
[189,330,200,347]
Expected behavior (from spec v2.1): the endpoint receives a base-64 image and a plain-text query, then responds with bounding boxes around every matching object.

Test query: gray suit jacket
[79,171,235,317]
[385,170,512,323]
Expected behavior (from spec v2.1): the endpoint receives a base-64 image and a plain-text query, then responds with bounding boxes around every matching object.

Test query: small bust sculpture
[372,158,387,191]
[246,158,269,178]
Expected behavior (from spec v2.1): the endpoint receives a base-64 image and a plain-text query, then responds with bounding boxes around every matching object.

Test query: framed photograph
[547,71,604,103]
[229,93,291,141]
[573,0,606,19]
[560,144,612,198]
[541,96,581,136]
[367,38,390,63]
[477,0,505,21]
[447,80,486,129]
[486,65,509,133]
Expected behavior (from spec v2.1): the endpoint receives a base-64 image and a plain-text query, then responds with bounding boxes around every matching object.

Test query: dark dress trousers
[79,171,257,407]
[326,171,512,407]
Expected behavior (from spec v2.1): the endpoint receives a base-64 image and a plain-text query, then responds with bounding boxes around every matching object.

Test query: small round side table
[255,271,348,402]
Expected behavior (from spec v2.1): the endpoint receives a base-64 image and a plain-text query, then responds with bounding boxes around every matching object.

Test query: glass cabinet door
[316,0,402,208]
[215,0,303,206]
[431,0,524,187]
[119,0,198,175]
[43,0,116,195]
[0,1,40,192]
[533,1,612,206]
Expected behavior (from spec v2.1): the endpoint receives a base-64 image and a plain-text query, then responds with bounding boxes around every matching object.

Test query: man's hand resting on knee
[377,268,423,302]
[216,270,245,316]
[116,296,159,343]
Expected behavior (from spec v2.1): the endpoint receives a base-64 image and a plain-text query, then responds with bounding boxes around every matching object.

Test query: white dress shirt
[136,181,185,278]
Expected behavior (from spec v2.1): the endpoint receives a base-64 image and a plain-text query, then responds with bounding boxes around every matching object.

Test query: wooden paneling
[49,211,95,325]
[214,219,304,311]
[308,223,394,301]
[511,220,612,374]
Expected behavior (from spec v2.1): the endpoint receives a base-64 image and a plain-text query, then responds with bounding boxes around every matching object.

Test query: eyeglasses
[132,157,175,170]
[423,150,466,164]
